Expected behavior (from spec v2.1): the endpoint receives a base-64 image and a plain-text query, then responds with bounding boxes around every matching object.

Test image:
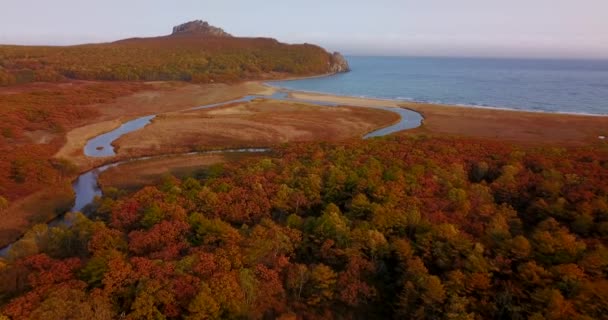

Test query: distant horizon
[346,53,608,62]
[2,36,608,62]
[2,0,608,60]
[2,38,608,62]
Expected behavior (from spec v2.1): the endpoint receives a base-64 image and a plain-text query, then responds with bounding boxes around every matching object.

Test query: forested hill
[0,20,349,86]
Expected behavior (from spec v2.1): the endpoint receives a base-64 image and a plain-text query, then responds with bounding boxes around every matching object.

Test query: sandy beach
[287,91,608,146]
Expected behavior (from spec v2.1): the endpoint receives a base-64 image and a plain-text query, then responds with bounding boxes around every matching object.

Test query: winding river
[0,89,422,257]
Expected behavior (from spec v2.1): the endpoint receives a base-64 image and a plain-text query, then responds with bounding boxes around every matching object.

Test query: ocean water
[271,56,608,115]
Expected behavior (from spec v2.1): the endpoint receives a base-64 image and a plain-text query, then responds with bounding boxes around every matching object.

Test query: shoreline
[266,86,607,146]
[266,83,608,118]
[264,71,343,82]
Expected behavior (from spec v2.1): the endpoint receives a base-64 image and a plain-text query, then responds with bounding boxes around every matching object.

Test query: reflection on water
[71,163,119,212]
[363,107,423,139]
[85,115,156,157]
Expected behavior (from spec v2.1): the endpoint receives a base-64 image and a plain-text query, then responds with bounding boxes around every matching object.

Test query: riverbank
[111,98,399,157]
[2,77,607,249]
[55,81,274,168]
[0,81,275,248]
[97,152,268,191]
[0,80,404,249]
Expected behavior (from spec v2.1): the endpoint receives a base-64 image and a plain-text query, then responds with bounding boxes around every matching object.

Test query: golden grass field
[98,153,229,191]
[289,91,608,146]
[54,81,272,167]
[112,99,399,157]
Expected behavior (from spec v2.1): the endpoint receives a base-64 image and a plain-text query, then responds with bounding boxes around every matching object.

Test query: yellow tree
[307,264,337,307]
[0,196,8,212]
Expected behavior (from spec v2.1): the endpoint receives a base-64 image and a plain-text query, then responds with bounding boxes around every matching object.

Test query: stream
[0,89,422,257]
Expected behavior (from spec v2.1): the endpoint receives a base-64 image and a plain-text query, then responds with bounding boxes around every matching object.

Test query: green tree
[347,193,373,220]
[313,203,350,246]
[141,204,165,229]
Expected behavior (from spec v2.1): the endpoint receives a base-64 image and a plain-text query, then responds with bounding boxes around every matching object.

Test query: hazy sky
[2,0,607,59]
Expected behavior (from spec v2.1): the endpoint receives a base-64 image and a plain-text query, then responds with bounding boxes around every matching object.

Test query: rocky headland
[329,52,351,73]
[171,20,349,74]
[171,20,233,37]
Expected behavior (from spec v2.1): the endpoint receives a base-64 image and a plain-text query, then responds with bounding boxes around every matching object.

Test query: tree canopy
[1,136,607,319]
[0,36,336,86]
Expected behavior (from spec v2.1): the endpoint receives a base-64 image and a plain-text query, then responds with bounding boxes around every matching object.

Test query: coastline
[266,80,608,117]
[265,71,341,82]
[1,74,607,251]
[262,81,608,146]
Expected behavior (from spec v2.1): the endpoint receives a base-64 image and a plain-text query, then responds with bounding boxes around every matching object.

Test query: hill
[0,20,350,86]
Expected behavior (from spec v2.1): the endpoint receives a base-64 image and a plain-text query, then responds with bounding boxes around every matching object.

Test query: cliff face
[329,52,350,73]
[171,20,232,37]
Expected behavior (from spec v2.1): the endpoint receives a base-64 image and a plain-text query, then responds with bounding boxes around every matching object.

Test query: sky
[1,0,608,59]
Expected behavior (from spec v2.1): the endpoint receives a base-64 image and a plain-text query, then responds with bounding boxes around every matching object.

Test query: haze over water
[272,56,608,115]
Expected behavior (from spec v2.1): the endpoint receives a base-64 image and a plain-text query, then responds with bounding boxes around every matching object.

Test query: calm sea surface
[271,56,608,115]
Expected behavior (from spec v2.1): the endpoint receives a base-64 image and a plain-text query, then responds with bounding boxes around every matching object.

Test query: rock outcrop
[329,52,350,73]
[170,20,348,74]
[171,20,232,37]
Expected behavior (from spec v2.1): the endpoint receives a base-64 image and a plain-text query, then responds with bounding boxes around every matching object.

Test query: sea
[270,56,608,115]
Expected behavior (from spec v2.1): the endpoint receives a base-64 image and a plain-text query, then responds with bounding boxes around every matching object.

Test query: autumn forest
[1,137,607,319]
[0,36,335,86]
[1,19,608,320]
[0,32,344,247]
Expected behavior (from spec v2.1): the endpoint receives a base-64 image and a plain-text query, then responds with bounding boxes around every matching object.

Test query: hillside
[0,20,349,86]
[0,20,349,228]
[1,136,607,319]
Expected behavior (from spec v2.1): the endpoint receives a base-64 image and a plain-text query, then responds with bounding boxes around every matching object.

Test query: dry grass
[6,81,607,249]
[97,152,266,191]
[55,81,273,167]
[0,184,73,248]
[289,91,608,146]
[98,154,225,190]
[91,81,271,121]
[1,81,273,247]
[54,120,122,166]
[402,103,608,146]
[113,99,400,157]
